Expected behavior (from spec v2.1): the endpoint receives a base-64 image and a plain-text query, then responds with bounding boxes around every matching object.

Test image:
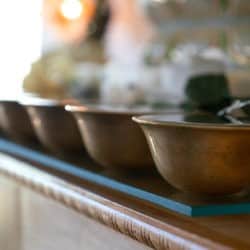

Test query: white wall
[0,0,43,99]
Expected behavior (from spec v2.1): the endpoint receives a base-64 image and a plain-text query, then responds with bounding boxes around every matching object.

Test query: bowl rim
[133,112,250,130]
[65,104,178,116]
[18,97,79,108]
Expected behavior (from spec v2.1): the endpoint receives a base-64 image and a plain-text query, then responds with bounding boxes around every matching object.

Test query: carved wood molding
[0,153,243,250]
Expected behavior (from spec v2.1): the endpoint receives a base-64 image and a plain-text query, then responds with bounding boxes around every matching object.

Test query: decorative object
[22,49,103,100]
[0,100,37,143]
[23,51,75,99]
[21,98,84,156]
[66,104,155,171]
[133,112,250,195]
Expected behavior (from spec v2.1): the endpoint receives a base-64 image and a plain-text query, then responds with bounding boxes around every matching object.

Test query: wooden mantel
[1,153,250,250]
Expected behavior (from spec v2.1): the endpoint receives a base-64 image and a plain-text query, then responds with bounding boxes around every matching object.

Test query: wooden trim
[0,153,249,250]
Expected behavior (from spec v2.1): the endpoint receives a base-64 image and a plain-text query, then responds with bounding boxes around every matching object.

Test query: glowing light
[60,0,83,20]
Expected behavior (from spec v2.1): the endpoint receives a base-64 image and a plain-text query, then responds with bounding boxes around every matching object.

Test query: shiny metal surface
[67,105,155,171]
[25,104,83,155]
[133,113,250,195]
[0,101,37,143]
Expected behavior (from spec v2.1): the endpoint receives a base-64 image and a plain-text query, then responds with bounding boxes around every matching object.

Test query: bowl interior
[66,103,180,116]
[133,112,250,129]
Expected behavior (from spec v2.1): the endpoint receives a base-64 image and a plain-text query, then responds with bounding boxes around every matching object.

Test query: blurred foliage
[23,51,74,99]
[22,44,104,99]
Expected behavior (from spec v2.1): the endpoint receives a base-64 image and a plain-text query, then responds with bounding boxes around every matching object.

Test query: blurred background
[1,0,249,108]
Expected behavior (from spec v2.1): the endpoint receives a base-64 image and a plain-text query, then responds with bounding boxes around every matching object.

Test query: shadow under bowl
[0,100,37,143]
[23,99,84,156]
[133,112,250,196]
[66,104,157,172]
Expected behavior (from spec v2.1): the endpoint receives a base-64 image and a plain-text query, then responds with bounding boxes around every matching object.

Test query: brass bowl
[0,100,37,143]
[22,99,84,155]
[133,112,250,195]
[66,105,157,172]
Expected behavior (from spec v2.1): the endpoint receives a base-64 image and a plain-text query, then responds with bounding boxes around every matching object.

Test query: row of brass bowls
[0,99,83,156]
[0,99,156,172]
[1,98,250,196]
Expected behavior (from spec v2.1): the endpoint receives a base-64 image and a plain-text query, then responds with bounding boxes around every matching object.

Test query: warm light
[43,0,96,43]
[60,0,83,20]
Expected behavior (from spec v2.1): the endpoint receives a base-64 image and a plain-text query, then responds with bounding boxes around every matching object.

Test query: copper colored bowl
[22,99,84,155]
[133,112,250,195]
[0,100,37,143]
[66,105,156,171]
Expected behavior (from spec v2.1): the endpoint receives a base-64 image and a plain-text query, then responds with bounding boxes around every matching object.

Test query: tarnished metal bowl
[133,112,250,195]
[0,100,37,143]
[66,104,156,172]
[21,98,84,155]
